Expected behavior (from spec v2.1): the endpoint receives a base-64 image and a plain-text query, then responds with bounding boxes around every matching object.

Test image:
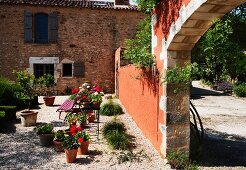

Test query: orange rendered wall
[118,65,162,151]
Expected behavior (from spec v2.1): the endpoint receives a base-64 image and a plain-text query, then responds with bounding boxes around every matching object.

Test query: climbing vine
[124,16,154,69]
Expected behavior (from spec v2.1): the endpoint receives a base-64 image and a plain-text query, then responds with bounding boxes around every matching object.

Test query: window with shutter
[73,62,85,77]
[49,12,58,42]
[24,11,33,42]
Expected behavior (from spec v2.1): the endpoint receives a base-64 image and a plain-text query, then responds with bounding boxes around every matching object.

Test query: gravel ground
[191,81,246,170]
[0,96,171,170]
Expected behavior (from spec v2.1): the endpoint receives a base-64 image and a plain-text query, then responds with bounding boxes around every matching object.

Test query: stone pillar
[165,50,191,155]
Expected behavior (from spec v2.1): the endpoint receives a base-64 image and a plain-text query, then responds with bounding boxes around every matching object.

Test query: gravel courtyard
[0,96,171,170]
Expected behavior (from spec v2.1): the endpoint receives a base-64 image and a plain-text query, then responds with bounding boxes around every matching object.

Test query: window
[63,63,72,77]
[35,13,48,43]
[24,11,58,43]
[34,64,54,78]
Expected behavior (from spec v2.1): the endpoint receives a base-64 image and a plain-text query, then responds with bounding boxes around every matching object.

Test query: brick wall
[0,4,144,93]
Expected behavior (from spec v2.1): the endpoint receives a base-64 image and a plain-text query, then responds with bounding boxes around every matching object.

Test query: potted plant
[42,74,56,106]
[77,113,87,128]
[77,130,90,155]
[34,123,54,146]
[62,125,81,163]
[13,70,38,127]
[90,92,103,108]
[53,130,65,152]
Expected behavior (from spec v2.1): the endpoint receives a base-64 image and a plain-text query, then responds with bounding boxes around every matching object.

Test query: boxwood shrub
[233,83,246,97]
[0,106,17,120]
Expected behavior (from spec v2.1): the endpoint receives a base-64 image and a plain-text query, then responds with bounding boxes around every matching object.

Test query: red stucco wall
[118,64,163,151]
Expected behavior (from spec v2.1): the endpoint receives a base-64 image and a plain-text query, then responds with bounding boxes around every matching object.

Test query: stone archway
[153,0,246,156]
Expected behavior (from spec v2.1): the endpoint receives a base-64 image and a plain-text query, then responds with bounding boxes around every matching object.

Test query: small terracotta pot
[77,141,89,155]
[92,102,101,109]
[53,140,63,152]
[65,149,78,163]
[88,113,95,123]
[43,96,56,106]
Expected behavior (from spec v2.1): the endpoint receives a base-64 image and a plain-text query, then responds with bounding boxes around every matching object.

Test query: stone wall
[0,4,144,93]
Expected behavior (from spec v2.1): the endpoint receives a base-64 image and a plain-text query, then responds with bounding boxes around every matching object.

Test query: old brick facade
[0,2,144,93]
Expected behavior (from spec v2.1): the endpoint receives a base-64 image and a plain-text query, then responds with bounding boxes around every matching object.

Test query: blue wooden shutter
[24,11,33,42]
[49,12,58,42]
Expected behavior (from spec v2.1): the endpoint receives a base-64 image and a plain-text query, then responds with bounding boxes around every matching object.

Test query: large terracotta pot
[77,141,89,155]
[65,149,78,163]
[88,113,95,123]
[19,111,38,127]
[43,96,56,106]
[39,133,54,146]
[53,140,63,152]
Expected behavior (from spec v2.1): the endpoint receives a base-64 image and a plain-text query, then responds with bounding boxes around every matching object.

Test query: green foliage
[76,131,90,142]
[0,111,5,118]
[117,150,151,164]
[102,120,126,137]
[106,130,129,150]
[124,16,154,69]
[167,151,198,170]
[136,0,160,13]
[65,112,87,125]
[0,106,16,120]
[34,123,54,135]
[233,83,246,97]
[54,130,65,142]
[100,100,124,116]
[13,70,38,110]
[0,77,25,107]
[163,63,198,93]
[62,133,79,149]
[192,5,246,84]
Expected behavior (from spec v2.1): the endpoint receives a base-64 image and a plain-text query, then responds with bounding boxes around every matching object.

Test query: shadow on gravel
[191,87,230,100]
[0,119,20,134]
[0,130,58,169]
[193,129,246,167]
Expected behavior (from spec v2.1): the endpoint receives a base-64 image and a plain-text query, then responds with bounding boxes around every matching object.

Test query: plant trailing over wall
[136,0,160,14]
[163,63,198,93]
[124,16,154,69]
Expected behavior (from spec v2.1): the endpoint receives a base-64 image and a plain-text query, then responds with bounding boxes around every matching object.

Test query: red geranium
[77,126,83,131]
[70,125,78,135]
[72,88,79,94]
[95,86,100,92]
[82,95,87,99]
[78,137,84,143]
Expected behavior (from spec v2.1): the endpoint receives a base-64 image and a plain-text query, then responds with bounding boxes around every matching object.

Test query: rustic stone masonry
[0,3,144,93]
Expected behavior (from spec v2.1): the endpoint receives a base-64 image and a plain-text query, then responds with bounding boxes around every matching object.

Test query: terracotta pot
[81,102,90,109]
[39,133,54,146]
[53,140,63,152]
[65,149,78,163]
[43,96,56,106]
[88,113,95,123]
[19,111,38,127]
[92,102,101,109]
[77,141,89,155]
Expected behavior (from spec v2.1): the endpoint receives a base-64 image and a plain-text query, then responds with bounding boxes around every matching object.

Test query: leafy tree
[192,3,246,84]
